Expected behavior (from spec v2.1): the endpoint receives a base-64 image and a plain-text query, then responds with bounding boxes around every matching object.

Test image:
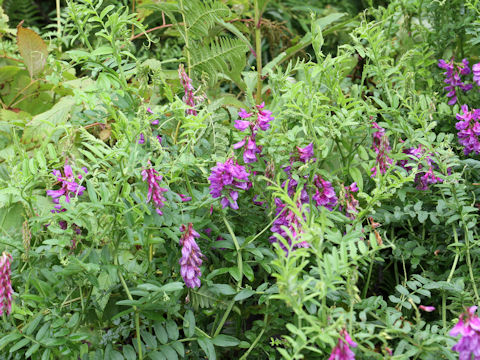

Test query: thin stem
[213,299,235,338]
[254,0,262,104]
[117,264,143,360]
[443,225,460,329]
[179,0,191,76]
[239,301,269,360]
[223,216,242,289]
[56,0,62,52]
[464,224,479,302]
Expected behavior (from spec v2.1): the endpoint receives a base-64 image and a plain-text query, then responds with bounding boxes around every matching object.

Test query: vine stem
[116,259,143,360]
[443,225,460,329]
[239,301,269,360]
[464,223,480,303]
[213,216,243,337]
[179,0,191,76]
[254,0,262,104]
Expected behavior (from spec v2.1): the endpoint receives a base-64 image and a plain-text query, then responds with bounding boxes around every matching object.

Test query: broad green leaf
[17,25,48,78]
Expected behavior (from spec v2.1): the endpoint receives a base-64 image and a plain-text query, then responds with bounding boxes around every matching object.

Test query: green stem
[117,263,143,360]
[464,224,479,303]
[213,299,235,338]
[361,255,374,298]
[179,0,191,76]
[254,0,262,104]
[443,225,460,329]
[56,0,62,52]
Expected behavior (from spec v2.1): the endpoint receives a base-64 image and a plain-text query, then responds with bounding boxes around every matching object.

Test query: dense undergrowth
[1,0,480,359]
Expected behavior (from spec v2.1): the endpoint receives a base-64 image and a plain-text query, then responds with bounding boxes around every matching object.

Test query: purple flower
[450,306,480,359]
[179,194,192,202]
[0,252,13,316]
[329,329,357,360]
[208,158,250,210]
[312,175,338,210]
[233,103,274,163]
[141,162,168,215]
[47,164,86,211]
[296,143,314,163]
[438,58,472,105]
[270,199,308,252]
[179,64,198,116]
[147,107,154,114]
[179,223,204,288]
[138,133,145,144]
[397,145,443,190]
[419,305,435,312]
[151,119,159,125]
[157,135,162,144]
[473,63,480,86]
[456,105,480,155]
[340,183,359,219]
[371,123,393,177]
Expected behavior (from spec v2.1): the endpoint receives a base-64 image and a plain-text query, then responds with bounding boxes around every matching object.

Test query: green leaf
[148,351,166,360]
[158,282,184,292]
[183,310,195,338]
[0,332,22,351]
[166,320,179,340]
[198,337,216,360]
[234,289,255,301]
[9,337,30,352]
[212,334,240,347]
[25,343,41,358]
[349,167,363,192]
[141,330,158,350]
[160,345,178,360]
[123,345,136,360]
[154,323,168,344]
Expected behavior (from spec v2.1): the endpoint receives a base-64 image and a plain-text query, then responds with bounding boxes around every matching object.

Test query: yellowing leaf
[16,25,48,78]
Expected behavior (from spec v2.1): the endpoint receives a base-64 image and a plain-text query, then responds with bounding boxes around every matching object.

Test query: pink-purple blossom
[456,104,480,155]
[438,58,473,105]
[398,145,443,190]
[371,123,393,177]
[297,143,314,163]
[270,199,308,252]
[179,64,197,116]
[419,305,435,312]
[208,158,250,210]
[47,164,87,212]
[342,183,359,219]
[178,194,192,202]
[450,306,480,359]
[473,63,480,86]
[329,328,357,360]
[233,102,274,163]
[141,162,168,215]
[179,223,204,288]
[0,252,13,316]
[312,175,338,210]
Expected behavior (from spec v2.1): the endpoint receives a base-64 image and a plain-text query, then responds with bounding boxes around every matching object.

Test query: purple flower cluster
[438,58,473,105]
[141,162,168,215]
[398,144,443,190]
[179,223,204,288]
[0,252,13,316]
[270,199,308,252]
[208,158,250,210]
[450,306,480,359]
[312,175,338,210]
[329,328,357,360]
[342,183,359,219]
[179,64,197,116]
[47,164,87,212]
[455,104,480,155]
[297,143,314,163]
[233,102,274,163]
[474,63,480,86]
[138,108,163,145]
[371,122,393,177]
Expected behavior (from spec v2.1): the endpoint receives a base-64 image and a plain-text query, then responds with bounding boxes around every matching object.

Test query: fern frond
[190,37,248,86]
[183,0,230,39]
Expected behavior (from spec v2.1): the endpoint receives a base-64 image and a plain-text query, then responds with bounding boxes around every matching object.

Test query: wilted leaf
[17,25,48,78]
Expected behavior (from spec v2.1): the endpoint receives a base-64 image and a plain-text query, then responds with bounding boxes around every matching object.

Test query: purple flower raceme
[297,142,314,163]
[0,252,13,316]
[371,123,393,177]
[455,104,480,155]
[438,58,473,105]
[178,194,192,202]
[208,158,250,210]
[47,164,87,212]
[138,133,145,144]
[178,64,198,116]
[179,223,204,288]
[398,144,443,190]
[233,102,274,163]
[141,162,168,215]
[270,199,308,252]
[341,183,359,219]
[473,63,480,86]
[312,175,338,210]
[329,328,357,360]
[450,306,480,359]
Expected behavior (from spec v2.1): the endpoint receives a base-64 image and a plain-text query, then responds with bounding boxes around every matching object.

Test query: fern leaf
[190,37,248,86]
[184,0,230,39]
